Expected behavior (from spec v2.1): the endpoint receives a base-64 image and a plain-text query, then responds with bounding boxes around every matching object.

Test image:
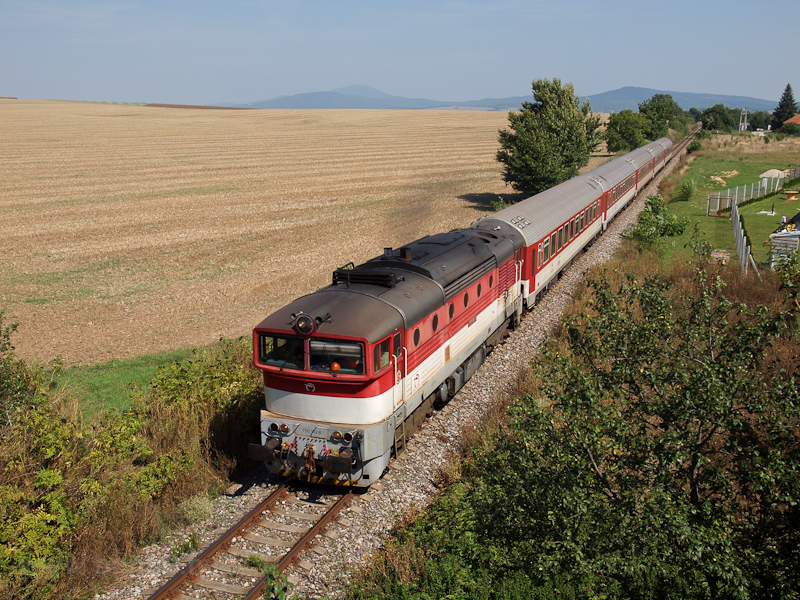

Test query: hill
[236,85,775,113]
[584,86,776,112]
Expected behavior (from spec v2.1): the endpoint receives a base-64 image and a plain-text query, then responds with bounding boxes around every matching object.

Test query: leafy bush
[0,329,262,598]
[0,311,39,429]
[781,122,800,136]
[673,178,696,203]
[490,196,508,212]
[350,263,800,600]
[686,139,702,153]
[625,194,689,248]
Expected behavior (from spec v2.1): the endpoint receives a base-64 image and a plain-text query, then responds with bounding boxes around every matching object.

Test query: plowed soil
[1,99,518,365]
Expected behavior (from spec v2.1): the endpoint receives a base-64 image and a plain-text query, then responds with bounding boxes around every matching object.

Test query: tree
[748,110,771,131]
[700,104,738,132]
[639,93,680,139]
[605,109,651,152]
[476,266,800,599]
[496,78,602,195]
[771,83,797,131]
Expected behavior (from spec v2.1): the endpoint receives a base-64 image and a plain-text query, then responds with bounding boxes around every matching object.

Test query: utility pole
[739,107,749,132]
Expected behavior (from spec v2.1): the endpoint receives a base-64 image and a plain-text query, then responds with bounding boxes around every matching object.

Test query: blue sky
[1,0,796,106]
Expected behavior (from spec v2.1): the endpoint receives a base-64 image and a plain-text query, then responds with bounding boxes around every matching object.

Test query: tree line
[497,80,797,196]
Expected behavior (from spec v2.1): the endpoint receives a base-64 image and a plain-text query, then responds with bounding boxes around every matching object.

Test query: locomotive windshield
[256,333,364,375]
[258,334,304,370]
[310,340,364,374]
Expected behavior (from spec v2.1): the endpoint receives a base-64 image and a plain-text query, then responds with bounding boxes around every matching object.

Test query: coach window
[538,243,544,267]
[550,233,556,256]
[432,314,439,333]
[557,228,563,251]
[374,338,391,373]
[543,238,550,262]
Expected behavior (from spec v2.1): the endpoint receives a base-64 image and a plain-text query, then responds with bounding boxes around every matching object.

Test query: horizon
[1,1,797,106]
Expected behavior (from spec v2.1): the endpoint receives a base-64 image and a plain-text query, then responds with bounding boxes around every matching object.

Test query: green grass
[53,336,256,417]
[662,144,799,265]
[53,347,194,415]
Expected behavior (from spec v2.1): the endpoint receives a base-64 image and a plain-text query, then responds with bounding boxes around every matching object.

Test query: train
[248,137,675,486]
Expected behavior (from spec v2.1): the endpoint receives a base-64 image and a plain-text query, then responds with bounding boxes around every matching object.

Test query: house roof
[784,113,800,126]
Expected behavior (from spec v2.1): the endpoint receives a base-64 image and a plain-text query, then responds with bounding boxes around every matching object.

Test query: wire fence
[730,200,755,275]
[706,167,800,216]
[711,168,800,274]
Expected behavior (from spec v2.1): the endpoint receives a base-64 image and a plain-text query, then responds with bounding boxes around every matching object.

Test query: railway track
[146,483,354,600]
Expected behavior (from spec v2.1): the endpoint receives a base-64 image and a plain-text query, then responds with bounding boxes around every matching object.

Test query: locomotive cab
[250,293,407,486]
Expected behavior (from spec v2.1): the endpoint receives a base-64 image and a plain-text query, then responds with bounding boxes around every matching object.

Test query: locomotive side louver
[442,257,496,300]
[333,269,400,288]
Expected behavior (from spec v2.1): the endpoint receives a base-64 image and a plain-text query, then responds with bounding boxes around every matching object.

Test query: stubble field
[1,99,517,365]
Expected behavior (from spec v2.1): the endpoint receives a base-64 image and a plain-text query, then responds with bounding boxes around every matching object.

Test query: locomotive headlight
[332,431,343,442]
[343,431,354,443]
[269,422,280,433]
[280,423,290,434]
[295,315,314,335]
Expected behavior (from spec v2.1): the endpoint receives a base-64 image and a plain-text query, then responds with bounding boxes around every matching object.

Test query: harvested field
[1,99,517,365]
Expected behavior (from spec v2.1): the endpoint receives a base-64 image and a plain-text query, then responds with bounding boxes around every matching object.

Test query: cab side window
[393,333,402,358]
[374,337,392,373]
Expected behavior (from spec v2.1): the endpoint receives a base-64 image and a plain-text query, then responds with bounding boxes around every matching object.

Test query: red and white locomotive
[248,137,673,486]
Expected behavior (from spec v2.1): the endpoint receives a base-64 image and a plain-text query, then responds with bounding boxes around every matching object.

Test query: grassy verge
[53,348,194,416]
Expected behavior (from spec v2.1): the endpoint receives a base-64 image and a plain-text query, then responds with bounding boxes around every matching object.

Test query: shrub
[625,194,689,248]
[686,139,702,153]
[490,196,508,212]
[673,178,696,203]
[781,122,800,136]
[0,327,262,598]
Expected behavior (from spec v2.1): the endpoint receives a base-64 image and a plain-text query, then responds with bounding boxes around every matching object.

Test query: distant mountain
[234,85,774,113]
[240,86,527,111]
[584,86,775,113]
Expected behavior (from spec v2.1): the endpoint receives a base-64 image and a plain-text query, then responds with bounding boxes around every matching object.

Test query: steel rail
[147,483,289,600]
[244,490,354,600]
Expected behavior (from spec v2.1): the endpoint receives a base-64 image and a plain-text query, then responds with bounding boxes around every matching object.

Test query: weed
[168,531,200,562]
[490,196,508,212]
[175,494,212,525]
[246,554,293,600]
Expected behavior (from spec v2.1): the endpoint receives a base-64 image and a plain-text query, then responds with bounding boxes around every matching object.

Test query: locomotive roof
[476,138,672,246]
[255,228,519,343]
